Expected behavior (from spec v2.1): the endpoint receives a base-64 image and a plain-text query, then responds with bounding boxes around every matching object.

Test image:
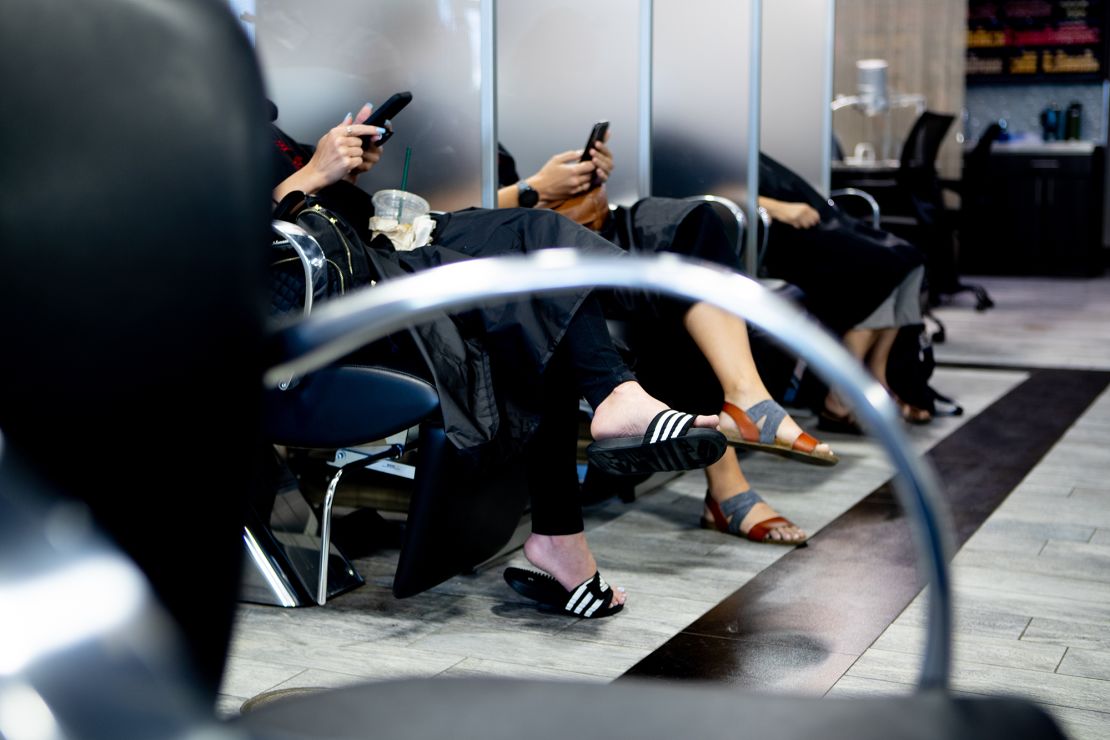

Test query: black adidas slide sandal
[586,408,727,476]
[503,567,623,619]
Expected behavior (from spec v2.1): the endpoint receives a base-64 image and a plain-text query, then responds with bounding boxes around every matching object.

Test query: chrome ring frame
[265,250,953,689]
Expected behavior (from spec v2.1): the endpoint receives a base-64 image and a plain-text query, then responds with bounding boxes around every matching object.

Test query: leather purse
[550,185,609,232]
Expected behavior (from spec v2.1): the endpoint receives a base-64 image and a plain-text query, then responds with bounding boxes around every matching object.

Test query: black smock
[758,153,925,336]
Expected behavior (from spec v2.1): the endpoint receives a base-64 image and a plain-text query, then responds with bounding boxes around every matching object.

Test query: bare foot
[723,394,835,458]
[704,490,807,544]
[523,532,627,607]
[590,381,718,442]
[893,395,933,424]
[825,391,854,419]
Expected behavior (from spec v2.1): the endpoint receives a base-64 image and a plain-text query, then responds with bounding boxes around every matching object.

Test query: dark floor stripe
[620,369,1110,691]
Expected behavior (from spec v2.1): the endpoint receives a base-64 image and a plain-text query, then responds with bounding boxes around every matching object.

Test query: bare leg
[683,302,833,456]
[825,327,878,418]
[590,380,718,441]
[867,327,931,422]
[829,327,930,423]
[865,327,898,388]
[703,449,806,543]
[523,532,627,605]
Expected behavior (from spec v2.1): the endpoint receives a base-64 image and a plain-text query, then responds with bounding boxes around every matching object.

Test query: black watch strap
[517,181,539,208]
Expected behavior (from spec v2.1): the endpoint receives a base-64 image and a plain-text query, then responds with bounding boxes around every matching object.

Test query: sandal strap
[564,572,613,617]
[643,409,694,445]
[716,489,764,535]
[745,399,787,446]
[720,401,761,443]
[747,516,792,543]
[792,431,819,454]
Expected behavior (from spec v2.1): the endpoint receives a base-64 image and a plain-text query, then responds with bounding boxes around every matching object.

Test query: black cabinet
[960,147,1105,276]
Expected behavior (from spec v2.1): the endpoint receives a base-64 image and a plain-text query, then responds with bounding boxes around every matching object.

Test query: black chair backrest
[699,200,743,254]
[0,0,272,697]
[966,121,1005,175]
[899,111,956,174]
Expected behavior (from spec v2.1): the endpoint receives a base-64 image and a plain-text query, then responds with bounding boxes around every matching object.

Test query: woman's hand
[587,131,614,183]
[272,107,386,204]
[273,104,386,203]
[303,106,385,190]
[760,197,820,229]
[343,103,386,183]
[526,150,596,206]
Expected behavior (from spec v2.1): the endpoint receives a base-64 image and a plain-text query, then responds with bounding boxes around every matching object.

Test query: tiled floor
[221,273,1110,739]
[827,385,1110,740]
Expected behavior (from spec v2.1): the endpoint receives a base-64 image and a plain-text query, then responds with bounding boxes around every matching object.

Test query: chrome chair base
[239,481,364,608]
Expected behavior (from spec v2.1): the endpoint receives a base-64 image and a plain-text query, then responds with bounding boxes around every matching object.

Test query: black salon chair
[256,222,529,604]
[0,1,1066,738]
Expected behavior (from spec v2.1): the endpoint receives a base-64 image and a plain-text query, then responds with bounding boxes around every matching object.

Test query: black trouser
[527,296,636,536]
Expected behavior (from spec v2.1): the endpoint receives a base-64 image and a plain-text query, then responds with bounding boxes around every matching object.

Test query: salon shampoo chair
[256,222,529,604]
[0,1,1065,738]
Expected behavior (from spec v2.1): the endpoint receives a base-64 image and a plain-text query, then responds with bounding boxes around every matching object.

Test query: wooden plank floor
[220,274,1110,739]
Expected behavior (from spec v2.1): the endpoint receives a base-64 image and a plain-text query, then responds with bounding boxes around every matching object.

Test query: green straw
[398,146,413,221]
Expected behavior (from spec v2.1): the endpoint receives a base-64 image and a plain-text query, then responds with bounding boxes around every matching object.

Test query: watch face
[518,183,539,208]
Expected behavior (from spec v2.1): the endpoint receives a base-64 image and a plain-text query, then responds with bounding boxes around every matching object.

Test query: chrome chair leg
[317,467,344,605]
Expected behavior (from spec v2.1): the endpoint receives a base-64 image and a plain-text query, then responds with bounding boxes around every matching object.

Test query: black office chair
[855,111,955,230]
[0,1,1066,738]
[944,122,1006,311]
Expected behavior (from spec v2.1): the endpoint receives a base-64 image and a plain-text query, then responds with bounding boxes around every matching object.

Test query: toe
[693,413,720,429]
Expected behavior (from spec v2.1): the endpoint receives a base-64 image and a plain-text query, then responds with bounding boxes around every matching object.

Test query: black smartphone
[579,120,609,187]
[579,120,609,162]
[361,91,413,148]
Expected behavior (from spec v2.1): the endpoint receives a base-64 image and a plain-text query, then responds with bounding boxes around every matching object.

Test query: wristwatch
[516,181,539,208]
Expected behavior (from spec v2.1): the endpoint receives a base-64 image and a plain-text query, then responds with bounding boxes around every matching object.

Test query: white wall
[761,0,835,195]
[651,0,754,206]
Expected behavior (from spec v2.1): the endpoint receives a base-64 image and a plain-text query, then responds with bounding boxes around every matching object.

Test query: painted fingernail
[345,111,353,120]
[375,126,387,134]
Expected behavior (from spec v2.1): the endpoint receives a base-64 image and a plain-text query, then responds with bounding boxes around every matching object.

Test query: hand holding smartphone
[579,120,609,188]
[360,91,413,148]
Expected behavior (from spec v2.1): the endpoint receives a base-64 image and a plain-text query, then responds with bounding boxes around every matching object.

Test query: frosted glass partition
[651,0,754,207]
[497,0,643,205]
[254,0,484,211]
[761,0,835,195]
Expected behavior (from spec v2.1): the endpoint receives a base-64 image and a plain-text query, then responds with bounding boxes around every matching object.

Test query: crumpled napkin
[369,214,436,251]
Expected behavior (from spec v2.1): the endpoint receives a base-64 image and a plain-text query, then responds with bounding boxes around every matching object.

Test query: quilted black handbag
[270,187,378,317]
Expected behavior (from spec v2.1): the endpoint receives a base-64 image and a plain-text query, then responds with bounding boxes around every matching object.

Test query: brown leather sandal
[720,400,839,467]
[700,490,807,546]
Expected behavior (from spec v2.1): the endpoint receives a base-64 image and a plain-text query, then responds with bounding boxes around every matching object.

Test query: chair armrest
[829,188,881,228]
[684,195,747,259]
[272,220,327,316]
[756,206,771,269]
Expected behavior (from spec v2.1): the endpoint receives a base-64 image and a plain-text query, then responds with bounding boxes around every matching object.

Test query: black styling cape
[758,153,924,336]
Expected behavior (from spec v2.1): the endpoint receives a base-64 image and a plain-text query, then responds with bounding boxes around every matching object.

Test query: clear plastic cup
[372,189,430,225]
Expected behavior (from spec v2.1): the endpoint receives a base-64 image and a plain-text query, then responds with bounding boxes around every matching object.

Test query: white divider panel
[650,0,754,207]
[254,0,484,211]
[761,0,836,195]
[497,0,644,206]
